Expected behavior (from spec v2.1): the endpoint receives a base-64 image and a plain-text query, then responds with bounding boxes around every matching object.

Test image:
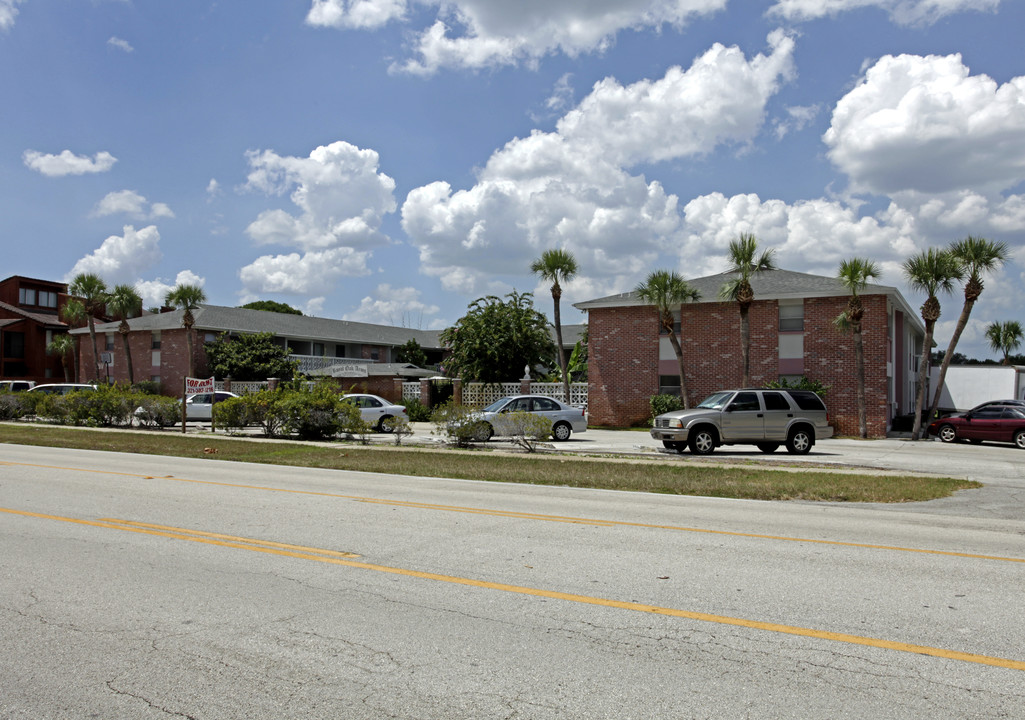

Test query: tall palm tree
[928,236,1008,420]
[46,334,76,383]
[636,270,701,408]
[834,258,880,438]
[164,283,207,378]
[106,283,143,384]
[719,233,777,387]
[59,297,88,382]
[68,273,109,381]
[902,249,962,440]
[531,248,578,403]
[985,320,1024,365]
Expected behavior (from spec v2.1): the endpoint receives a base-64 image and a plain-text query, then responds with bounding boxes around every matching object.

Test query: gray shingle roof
[70,304,444,348]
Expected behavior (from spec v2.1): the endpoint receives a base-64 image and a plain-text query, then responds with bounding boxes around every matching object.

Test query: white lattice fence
[527,382,588,408]
[462,383,521,408]
[401,382,421,401]
[400,380,588,409]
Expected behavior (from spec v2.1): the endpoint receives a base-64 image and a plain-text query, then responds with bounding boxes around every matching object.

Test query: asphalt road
[1,442,1023,718]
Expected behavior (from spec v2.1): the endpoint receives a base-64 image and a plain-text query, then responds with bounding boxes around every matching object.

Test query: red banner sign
[185,376,215,394]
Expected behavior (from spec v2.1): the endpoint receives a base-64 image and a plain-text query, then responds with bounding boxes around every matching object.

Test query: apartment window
[779,301,804,332]
[369,348,380,361]
[105,333,116,351]
[335,345,346,358]
[38,290,58,308]
[3,332,26,358]
[151,332,161,349]
[18,288,36,306]
[312,342,325,356]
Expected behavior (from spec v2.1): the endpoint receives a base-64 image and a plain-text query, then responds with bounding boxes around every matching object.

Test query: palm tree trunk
[72,338,80,383]
[667,331,691,409]
[553,295,570,403]
[739,305,751,387]
[87,317,100,381]
[853,321,867,438]
[928,299,973,422]
[910,322,935,441]
[121,328,135,385]
[61,355,71,383]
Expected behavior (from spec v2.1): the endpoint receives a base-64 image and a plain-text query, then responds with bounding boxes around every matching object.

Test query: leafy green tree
[719,233,777,387]
[929,236,1009,421]
[164,283,207,378]
[46,333,76,382]
[106,283,143,384]
[68,272,109,381]
[440,291,556,383]
[902,248,963,440]
[834,258,880,438]
[395,338,428,367]
[636,269,700,408]
[531,248,578,402]
[239,300,303,315]
[985,320,1024,365]
[204,332,298,381]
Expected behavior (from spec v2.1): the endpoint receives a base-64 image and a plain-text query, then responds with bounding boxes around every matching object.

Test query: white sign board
[331,363,369,378]
[185,376,215,394]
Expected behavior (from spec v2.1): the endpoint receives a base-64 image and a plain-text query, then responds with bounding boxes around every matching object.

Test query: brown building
[0,276,70,384]
[575,269,925,437]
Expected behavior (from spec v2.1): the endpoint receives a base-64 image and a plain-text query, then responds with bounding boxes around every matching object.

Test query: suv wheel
[786,428,813,455]
[689,427,717,455]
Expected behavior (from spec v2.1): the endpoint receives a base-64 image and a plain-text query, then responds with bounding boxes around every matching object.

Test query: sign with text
[330,363,369,378]
[185,376,215,394]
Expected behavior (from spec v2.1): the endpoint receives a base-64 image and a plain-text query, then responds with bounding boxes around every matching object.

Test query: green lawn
[0,424,980,503]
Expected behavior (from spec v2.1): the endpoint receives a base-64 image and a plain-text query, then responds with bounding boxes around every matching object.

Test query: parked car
[340,393,408,432]
[651,388,833,455]
[927,404,1025,449]
[28,383,97,395]
[184,391,239,421]
[470,395,587,441]
[0,380,35,392]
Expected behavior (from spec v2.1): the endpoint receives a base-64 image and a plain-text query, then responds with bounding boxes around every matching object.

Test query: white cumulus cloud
[92,190,175,220]
[343,284,442,325]
[0,0,26,31]
[308,0,729,74]
[401,33,794,299]
[769,0,1000,26]
[239,140,397,298]
[66,225,163,285]
[136,271,207,309]
[107,36,133,52]
[23,149,118,177]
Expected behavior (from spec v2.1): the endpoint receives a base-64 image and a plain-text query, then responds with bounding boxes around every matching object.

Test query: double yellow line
[3,504,1024,673]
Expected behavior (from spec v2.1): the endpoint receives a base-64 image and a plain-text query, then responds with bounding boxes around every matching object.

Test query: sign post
[182,376,215,433]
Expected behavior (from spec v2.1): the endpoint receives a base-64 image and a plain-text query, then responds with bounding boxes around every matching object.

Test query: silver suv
[651,388,832,455]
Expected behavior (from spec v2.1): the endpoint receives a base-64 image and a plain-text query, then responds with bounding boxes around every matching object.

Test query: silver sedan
[476,395,587,441]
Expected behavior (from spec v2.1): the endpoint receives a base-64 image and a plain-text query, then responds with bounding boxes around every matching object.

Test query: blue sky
[3,0,1023,360]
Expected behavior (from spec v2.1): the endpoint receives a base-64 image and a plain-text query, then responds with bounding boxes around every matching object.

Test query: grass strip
[1,424,979,503]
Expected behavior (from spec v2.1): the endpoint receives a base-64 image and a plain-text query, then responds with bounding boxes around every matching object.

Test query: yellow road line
[4,459,1025,564]
[3,504,1023,673]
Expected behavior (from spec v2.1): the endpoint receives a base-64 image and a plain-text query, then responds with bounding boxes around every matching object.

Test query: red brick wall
[587,306,659,426]
[78,327,207,395]
[331,376,401,401]
[587,294,893,436]
[803,295,889,437]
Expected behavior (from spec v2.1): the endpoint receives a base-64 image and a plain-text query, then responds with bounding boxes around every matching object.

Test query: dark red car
[928,404,1025,449]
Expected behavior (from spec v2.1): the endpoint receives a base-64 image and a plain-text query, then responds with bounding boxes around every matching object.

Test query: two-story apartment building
[0,276,70,384]
[575,269,925,437]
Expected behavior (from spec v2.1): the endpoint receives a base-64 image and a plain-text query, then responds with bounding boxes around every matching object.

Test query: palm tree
[636,270,701,408]
[164,283,207,378]
[719,233,777,387]
[59,297,88,382]
[928,236,1008,420]
[68,273,109,381]
[106,283,143,384]
[985,320,1024,365]
[902,249,963,440]
[834,258,880,438]
[531,248,578,403]
[46,334,76,382]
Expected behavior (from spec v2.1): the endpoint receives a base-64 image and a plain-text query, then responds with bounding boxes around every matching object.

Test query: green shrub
[131,380,163,396]
[242,391,290,437]
[505,411,553,453]
[0,392,35,420]
[400,397,432,422]
[431,402,490,448]
[280,385,345,441]
[136,395,181,429]
[213,396,251,435]
[650,393,683,421]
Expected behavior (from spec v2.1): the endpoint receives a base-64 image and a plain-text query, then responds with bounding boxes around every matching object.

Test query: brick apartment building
[70,304,446,398]
[0,276,71,384]
[575,269,925,437]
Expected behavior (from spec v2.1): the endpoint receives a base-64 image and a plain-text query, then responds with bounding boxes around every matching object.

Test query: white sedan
[340,393,408,432]
[184,391,239,421]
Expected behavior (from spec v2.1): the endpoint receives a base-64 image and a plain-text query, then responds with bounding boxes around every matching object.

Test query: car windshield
[481,397,513,413]
[697,391,734,410]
